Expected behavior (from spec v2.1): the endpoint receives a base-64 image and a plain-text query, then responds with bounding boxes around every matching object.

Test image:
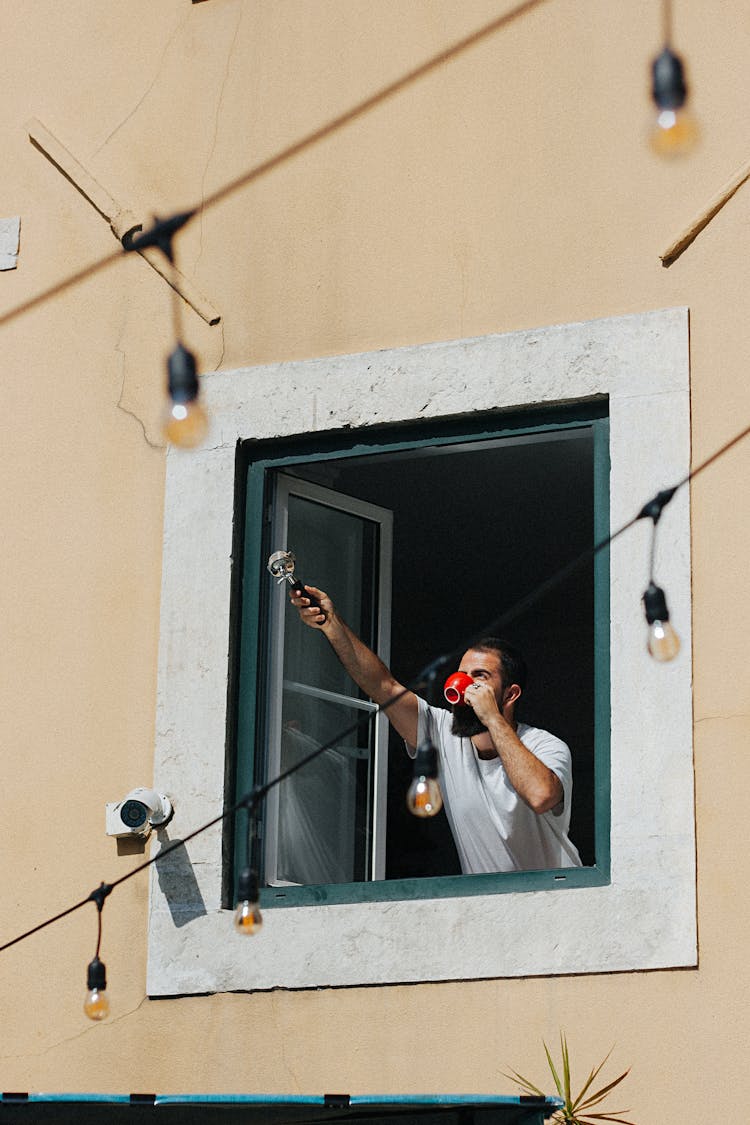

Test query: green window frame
[232,401,611,908]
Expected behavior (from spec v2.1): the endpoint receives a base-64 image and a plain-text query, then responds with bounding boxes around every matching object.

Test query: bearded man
[290,583,581,875]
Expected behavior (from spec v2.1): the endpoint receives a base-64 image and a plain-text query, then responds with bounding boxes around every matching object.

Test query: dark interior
[284,423,597,873]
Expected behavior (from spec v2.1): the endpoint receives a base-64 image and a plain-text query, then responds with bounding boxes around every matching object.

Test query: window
[236,404,610,906]
[148,309,695,995]
[264,473,393,887]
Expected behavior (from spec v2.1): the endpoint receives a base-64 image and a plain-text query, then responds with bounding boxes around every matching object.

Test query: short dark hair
[472,637,528,692]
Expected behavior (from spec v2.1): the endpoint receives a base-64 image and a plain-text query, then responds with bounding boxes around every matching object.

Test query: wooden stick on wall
[661,154,750,267]
[27,118,221,325]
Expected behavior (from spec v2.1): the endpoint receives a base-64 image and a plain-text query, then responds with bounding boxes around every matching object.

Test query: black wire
[1,419,748,955]
[244,805,254,873]
[0,0,741,958]
[196,0,550,217]
[0,249,126,331]
[94,905,103,960]
[0,894,95,954]
[0,0,548,335]
[648,521,657,583]
[662,0,673,46]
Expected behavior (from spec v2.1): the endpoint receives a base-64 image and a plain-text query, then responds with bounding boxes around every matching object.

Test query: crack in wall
[273,994,302,1092]
[113,306,165,450]
[91,6,192,159]
[43,998,151,1055]
[0,998,151,1061]
[212,320,227,371]
[195,0,244,277]
[116,394,164,449]
[694,712,749,725]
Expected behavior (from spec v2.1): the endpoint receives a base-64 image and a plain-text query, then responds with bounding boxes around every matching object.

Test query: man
[289,583,581,875]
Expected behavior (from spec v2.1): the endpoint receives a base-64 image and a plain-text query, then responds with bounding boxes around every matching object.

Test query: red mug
[443,671,474,705]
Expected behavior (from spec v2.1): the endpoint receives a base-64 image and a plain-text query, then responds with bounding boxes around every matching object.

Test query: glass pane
[275,492,380,884]
[284,494,376,699]
[277,694,372,884]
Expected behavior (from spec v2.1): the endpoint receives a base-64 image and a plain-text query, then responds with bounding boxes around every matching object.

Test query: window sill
[260,864,610,909]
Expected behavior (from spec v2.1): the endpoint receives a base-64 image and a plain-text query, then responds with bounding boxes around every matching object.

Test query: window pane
[284,495,377,697]
[265,479,392,886]
[277,695,372,884]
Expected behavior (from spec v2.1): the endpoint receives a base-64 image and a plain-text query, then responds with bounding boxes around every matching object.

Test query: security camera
[105,787,173,838]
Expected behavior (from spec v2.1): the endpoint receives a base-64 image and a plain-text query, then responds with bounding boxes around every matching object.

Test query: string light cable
[639,487,682,661]
[124,213,211,448]
[83,883,112,1021]
[0,0,550,339]
[0,420,747,989]
[234,805,263,936]
[0,0,727,1010]
[0,0,698,441]
[0,0,553,449]
[0,0,696,343]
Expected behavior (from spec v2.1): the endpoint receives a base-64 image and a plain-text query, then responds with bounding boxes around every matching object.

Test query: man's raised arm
[289,583,419,748]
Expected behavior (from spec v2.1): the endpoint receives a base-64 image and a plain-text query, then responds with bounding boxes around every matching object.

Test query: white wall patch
[0,217,20,270]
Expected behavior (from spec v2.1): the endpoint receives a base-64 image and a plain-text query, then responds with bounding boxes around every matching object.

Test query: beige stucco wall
[0,2,748,1121]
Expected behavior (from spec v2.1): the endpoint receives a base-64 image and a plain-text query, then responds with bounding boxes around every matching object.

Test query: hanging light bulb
[163,343,209,448]
[643,582,681,662]
[234,867,263,935]
[406,740,443,818]
[83,956,110,1021]
[650,46,699,157]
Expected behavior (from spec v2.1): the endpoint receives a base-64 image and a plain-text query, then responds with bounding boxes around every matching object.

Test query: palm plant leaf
[505,1036,636,1125]
[578,1113,637,1125]
[543,1040,564,1100]
[501,1069,546,1099]
[576,1069,631,1113]
[560,1034,572,1106]
[569,1049,613,1110]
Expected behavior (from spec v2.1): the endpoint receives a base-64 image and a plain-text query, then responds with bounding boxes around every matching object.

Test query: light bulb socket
[652,46,688,110]
[413,740,439,780]
[638,486,678,524]
[167,344,199,404]
[86,956,107,991]
[237,867,260,903]
[643,582,670,624]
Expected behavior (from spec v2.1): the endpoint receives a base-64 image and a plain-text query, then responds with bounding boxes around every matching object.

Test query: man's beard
[451,705,487,738]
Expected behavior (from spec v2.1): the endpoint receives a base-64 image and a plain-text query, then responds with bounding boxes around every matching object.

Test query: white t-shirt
[416,698,582,875]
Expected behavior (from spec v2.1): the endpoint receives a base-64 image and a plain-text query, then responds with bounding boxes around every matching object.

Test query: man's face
[450,648,506,737]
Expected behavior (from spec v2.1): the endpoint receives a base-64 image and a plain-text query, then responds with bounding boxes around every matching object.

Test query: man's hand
[287,581,419,746]
[466,679,563,813]
[464,679,502,726]
[289,583,331,628]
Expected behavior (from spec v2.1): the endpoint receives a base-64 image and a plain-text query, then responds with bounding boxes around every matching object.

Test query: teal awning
[0,1093,561,1125]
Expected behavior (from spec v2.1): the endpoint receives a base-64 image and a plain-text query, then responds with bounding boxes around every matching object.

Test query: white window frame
[147,308,695,995]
